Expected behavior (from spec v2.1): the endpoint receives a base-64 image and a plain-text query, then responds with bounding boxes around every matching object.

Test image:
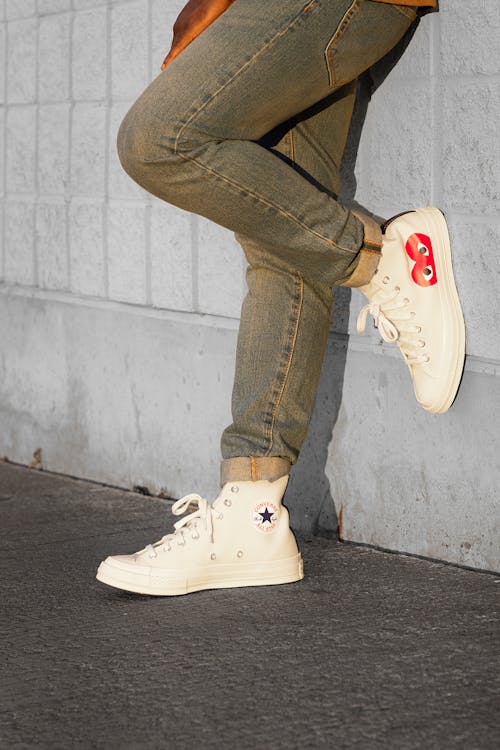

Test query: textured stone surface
[107,201,147,304]
[38,11,70,102]
[35,199,68,290]
[150,199,194,312]
[5,105,36,193]
[450,217,500,360]
[0,199,4,279]
[0,22,5,104]
[70,102,106,196]
[4,200,35,285]
[73,0,107,9]
[37,103,70,195]
[6,18,37,103]
[72,6,107,101]
[356,78,433,216]
[5,1,35,21]
[38,0,71,14]
[0,461,499,749]
[440,0,500,77]
[69,199,106,298]
[111,0,148,101]
[441,80,500,214]
[390,15,431,80]
[327,344,500,572]
[0,106,4,195]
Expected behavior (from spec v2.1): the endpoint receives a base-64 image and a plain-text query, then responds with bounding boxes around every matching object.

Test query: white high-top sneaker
[356,207,465,414]
[96,474,303,596]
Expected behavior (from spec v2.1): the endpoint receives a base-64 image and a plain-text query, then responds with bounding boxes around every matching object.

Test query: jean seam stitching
[391,5,418,21]
[168,0,359,254]
[174,0,319,156]
[173,151,357,255]
[251,456,257,481]
[264,272,304,456]
[324,0,360,88]
[289,127,295,163]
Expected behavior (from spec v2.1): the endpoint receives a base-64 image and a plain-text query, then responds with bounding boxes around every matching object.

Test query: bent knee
[115,105,183,181]
[116,102,213,183]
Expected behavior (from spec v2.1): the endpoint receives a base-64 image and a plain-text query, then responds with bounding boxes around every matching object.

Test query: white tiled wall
[1,1,498,338]
[0,0,246,316]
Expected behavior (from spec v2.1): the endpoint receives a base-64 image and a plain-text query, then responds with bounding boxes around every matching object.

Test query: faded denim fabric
[115,0,418,484]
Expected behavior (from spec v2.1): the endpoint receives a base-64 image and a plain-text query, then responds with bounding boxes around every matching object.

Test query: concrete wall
[0,1,498,572]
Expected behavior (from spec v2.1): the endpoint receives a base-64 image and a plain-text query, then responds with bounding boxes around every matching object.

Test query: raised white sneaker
[96,474,303,596]
[356,207,465,414]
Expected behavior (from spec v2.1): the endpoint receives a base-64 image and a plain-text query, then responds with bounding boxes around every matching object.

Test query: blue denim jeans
[116,0,418,485]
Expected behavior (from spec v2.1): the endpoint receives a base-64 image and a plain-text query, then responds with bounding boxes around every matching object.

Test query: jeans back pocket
[325,0,418,89]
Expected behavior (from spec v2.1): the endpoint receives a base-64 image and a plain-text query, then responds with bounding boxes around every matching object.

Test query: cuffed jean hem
[336,209,383,288]
[220,456,292,487]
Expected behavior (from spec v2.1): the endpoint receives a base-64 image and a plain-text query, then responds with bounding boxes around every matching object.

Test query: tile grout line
[32,1,40,287]
[0,6,7,281]
[66,0,73,293]
[68,0,77,294]
[102,0,111,299]
[144,0,153,306]
[430,10,442,208]
[191,214,199,312]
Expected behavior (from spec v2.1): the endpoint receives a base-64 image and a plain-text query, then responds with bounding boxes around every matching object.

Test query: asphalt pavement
[1,460,499,749]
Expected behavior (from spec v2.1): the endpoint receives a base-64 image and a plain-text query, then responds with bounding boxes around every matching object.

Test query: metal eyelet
[210,552,216,560]
[403,297,410,304]
[382,276,390,284]
[237,550,244,558]
[231,485,239,493]
[224,498,232,507]
[394,285,400,293]
[418,340,425,348]
[424,355,430,363]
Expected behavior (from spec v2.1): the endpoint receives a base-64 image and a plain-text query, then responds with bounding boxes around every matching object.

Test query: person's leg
[220,81,359,485]
[114,0,417,489]
[98,1,466,596]
[116,0,417,290]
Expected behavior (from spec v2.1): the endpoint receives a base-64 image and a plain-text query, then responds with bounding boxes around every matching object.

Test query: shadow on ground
[1,462,498,749]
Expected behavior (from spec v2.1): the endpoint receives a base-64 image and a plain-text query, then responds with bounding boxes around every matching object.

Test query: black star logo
[259,507,274,524]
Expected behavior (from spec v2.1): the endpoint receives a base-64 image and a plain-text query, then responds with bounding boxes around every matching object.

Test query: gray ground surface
[0,461,499,749]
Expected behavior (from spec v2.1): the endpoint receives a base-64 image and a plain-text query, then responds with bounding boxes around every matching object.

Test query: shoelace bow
[357,283,429,365]
[145,493,214,559]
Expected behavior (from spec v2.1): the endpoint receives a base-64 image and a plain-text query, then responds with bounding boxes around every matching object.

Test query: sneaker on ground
[96,474,303,596]
[356,206,466,414]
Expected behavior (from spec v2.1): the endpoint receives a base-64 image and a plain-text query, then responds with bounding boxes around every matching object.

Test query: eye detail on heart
[405,232,437,287]
[418,242,429,256]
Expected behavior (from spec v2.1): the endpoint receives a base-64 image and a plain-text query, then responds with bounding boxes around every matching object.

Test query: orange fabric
[371,0,437,6]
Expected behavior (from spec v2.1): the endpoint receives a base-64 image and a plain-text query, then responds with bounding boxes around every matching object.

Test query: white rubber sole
[96,553,304,596]
[410,207,466,414]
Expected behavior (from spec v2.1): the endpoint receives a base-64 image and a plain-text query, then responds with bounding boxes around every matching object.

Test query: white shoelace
[145,493,214,559]
[357,283,429,365]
